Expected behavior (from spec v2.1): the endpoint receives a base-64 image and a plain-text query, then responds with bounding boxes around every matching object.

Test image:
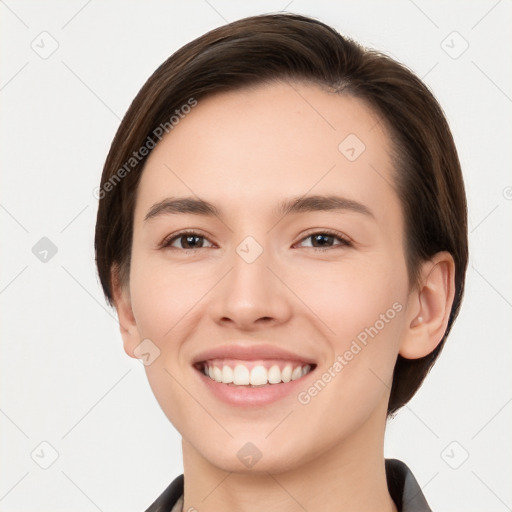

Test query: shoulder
[386,458,433,512]
[144,474,184,512]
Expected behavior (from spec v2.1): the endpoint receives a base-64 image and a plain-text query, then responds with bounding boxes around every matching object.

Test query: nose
[209,241,293,330]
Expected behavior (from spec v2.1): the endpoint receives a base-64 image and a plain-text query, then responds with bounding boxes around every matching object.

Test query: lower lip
[195,367,316,407]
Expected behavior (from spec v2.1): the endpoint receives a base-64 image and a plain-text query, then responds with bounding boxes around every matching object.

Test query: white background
[1,1,511,511]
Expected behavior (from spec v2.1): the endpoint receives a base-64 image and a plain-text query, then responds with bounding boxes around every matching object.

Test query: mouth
[193,359,317,387]
[191,344,319,406]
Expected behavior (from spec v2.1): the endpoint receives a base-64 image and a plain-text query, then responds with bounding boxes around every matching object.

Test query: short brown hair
[94,12,468,415]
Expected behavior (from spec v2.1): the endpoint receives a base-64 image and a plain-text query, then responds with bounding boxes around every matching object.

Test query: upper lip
[192,343,317,366]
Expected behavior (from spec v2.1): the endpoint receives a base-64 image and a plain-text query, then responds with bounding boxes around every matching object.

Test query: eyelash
[159,229,352,252]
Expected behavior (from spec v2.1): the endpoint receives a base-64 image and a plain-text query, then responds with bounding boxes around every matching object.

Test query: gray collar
[145,458,432,512]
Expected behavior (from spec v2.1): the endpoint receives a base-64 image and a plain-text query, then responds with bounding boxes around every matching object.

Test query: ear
[110,264,140,359]
[399,251,456,359]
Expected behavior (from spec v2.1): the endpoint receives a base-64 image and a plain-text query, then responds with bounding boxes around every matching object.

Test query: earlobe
[399,252,456,359]
[110,264,140,359]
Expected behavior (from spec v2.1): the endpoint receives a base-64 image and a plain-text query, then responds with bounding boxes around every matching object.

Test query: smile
[197,359,315,387]
[194,359,318,407]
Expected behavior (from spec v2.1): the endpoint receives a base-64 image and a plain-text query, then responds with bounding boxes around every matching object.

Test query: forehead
[135,80,399,224]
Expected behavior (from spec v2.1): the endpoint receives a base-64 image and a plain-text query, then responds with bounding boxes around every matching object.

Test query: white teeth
[202,362,313,386]
[221,365,234,384]
[233,364,250,385]
[250,366,268,386]
[268,365,282,384]
[213,366,223,383]
[291,366,303,380]
[281,365,292,383]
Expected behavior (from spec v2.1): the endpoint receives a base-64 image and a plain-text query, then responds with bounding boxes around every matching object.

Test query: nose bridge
[229,234,274,304]
[233,236,269,288]
[210,233,291,326]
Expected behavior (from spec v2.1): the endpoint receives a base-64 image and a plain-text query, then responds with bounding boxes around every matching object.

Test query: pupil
[313,234,332,247]
[184,235,201,248]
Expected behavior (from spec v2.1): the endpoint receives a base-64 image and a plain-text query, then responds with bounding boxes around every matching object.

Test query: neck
[181,400,397,512]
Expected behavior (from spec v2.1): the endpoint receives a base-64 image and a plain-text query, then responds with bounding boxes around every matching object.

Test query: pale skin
[112,80,455,511]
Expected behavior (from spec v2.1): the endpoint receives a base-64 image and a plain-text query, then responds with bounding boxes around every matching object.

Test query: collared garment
[144,458,432,512]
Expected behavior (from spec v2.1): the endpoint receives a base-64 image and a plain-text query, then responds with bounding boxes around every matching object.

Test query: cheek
[292,270,407,437]
[294,257,407,345]
[127,250,208,429]
[295,258,408,401]
[128,248,215,342]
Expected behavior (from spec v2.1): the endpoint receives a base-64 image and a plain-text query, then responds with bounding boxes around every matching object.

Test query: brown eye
[297,231,352,251]
[161,231,214,250]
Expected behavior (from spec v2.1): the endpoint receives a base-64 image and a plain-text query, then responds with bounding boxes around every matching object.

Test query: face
[121,81,416,474]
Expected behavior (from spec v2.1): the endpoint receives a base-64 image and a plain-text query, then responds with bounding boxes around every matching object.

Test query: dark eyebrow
[144,197,220,221]
[144,194,374,222]
[275,194,374,218]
